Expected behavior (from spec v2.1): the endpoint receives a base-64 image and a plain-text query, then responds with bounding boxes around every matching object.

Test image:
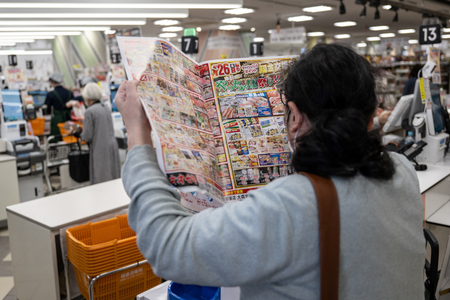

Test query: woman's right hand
[115,80,153,149]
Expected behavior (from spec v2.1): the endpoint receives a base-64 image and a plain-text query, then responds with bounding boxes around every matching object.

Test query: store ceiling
[132,0,450,46]
[1,0,450,52]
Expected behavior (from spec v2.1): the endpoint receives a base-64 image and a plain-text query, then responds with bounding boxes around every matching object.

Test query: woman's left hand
[115,80,152,149]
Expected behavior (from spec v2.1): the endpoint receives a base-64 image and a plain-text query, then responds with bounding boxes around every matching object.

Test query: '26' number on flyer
[218,63,230,75]
[212,62,241,77]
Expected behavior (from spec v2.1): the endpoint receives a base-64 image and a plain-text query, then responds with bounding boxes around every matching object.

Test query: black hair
[284,43,395,180]
[409,64,422,79]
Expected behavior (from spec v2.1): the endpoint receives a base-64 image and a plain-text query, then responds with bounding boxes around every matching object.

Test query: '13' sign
[419,24,442,45]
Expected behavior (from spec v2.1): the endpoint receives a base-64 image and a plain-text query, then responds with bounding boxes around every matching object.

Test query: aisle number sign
[419,24,442,45]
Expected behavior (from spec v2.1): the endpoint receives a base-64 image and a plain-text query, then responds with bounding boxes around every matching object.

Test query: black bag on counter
[68,140,90,183]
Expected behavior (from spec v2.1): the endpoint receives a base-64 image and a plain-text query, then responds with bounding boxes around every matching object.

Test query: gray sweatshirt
[123,145,425,300]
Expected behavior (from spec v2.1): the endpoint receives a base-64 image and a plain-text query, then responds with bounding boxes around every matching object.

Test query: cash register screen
[29,91,47,107]
[1,89,24,122]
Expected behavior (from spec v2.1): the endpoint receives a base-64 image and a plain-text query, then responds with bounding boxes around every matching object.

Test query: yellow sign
[419,77,427,104]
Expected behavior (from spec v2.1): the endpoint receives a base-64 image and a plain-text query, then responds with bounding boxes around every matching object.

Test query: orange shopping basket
[66,214,161,300]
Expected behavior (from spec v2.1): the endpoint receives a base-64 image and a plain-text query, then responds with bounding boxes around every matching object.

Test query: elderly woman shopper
[79,82,120,184]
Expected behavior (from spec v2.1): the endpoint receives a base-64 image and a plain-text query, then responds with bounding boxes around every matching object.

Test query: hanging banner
[107,28,142,64]
[7,67,25,89]
[207,36,241,50]
[428,47,441,84]
[270,27,306,44]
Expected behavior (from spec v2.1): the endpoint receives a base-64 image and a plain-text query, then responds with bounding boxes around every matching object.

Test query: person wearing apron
[45,72,74,142]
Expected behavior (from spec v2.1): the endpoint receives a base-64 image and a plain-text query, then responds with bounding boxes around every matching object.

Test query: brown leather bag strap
[299,172,340,300]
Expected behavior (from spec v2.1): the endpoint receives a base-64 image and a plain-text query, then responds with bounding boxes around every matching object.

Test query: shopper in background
[116,44,424,299]
[73,76,98,107]
[77,83,120,184]
[403,64,422,95]
[45,72,76,141]
[370,110,392,130]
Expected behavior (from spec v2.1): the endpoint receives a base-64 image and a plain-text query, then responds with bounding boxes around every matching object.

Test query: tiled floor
[0,228,15,300]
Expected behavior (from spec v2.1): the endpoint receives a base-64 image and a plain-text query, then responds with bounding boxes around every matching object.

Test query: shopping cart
[43,134,85,195]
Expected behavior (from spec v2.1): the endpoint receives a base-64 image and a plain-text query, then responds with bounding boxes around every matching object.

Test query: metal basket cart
[43,134,84,195]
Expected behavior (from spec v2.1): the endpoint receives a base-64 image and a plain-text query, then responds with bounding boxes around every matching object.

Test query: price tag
[8,55,17,66]
[419,24,442,45]
[250,42,263,56]
[111,53,121,64]
[26,60,33,70]
[181,36,199,54]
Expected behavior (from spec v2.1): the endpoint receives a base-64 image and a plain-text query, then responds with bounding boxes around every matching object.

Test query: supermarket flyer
[118,36,297,212]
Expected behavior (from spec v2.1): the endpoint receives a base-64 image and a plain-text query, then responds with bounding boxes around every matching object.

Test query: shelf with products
[374,60,450,100]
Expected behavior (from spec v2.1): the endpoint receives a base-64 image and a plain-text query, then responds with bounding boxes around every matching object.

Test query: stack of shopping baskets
[66,214,161,300]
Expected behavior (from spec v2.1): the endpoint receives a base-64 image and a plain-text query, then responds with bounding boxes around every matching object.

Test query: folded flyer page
[118,37,297,213]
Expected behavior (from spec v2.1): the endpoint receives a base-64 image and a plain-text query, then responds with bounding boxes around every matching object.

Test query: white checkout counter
[5,157,450,300]
[0,154,20,227]
[6,179,129,300]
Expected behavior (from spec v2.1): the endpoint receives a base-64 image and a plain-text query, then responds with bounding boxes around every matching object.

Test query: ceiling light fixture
[340,0,346,14]
[159,32,177,38]
[222,17,247,23]
[0,2,242,9]
[369,25,389,31]
[382,5,391,10]
[0,13,189,18]
[0,36,53,40]
[162,26,183,32]
[442,34,450,39]
[224,8,254,15]
[398,29,415,34]
[196,27,202,32]
[154,20,180,26]
[360,5,366,17]
[335,34,351,39]
[357,42,367,47]
[334,21,356,27]
[250,27,255,32]
[0,8,188,19]
[302,5,332,13]
[0,19,145,26]
[307,32,325,37]
[379,33,395,38]
[0,31,81,36]
[287,15,313,22]
[0,26,110,31]
[393,11,398,22]
[408,39,418,44]
[219,25,241,30]
[268,29,272,33]
[0,50,52,55]
[0,42,16,46]
[374,6,380,19]
[366,36,380,41]
[104,30,116,35]
[253,37,264,42]
[0,38,35,42]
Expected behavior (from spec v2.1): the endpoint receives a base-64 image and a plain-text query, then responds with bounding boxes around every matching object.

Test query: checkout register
[0,89,45,201]
[383,79,450,170]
